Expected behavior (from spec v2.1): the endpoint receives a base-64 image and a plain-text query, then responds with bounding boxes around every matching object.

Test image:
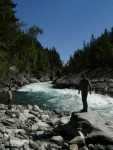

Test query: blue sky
[13,0,113,63]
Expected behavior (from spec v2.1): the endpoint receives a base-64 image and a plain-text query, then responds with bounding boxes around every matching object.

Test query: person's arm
[7,91,9,99]
[78,81,81,94]
[89,81,92,95]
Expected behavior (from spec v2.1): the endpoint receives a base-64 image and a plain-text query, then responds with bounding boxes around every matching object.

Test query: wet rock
[29,78,40,83]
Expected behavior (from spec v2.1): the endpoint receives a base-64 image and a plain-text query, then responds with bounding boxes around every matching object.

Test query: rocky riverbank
[52,68,113,95]
[0,104,113,150]
[0,66,57,92]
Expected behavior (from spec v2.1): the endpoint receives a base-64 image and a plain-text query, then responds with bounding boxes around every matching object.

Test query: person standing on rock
[7,85,12,109]
[78,74,92,112]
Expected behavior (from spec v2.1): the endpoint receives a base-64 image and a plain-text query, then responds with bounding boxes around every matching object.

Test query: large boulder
[29,78,40,83]
[58,111,113,145]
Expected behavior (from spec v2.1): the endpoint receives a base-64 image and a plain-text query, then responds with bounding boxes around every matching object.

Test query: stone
[0,145,5,150]
[0,104,5,110]
[69,144,78,150]
[36,131,44,137]
[6,119,15,123]
[49,118,60,126]
[23,143,30,150]
[33,105,43,112]
[39,142,48,150]
[29,140,39,149]
[32,121,50,131]
[29,110,39,117]
[51,135,64,145]
[4,141,10,147]
[83,146,89,150]
[0,126,6,133]
[97,144,106,150]
[69,135,84,145]
[4,133,9,138]
[60,116,70,125]
[0,132,3,138]
[27,104,33,110]
[6,110,20,118]
[10,137,28,148]
[1,120,11,126]
[88,144,95,149]
[29,78,40,83]
[5,129,13,134]
[47,143,62,149]
[40,115,49,122]
[1,137,8,144]
[86,131,113,145]
[106,145,113,150]
[11,114,16,118]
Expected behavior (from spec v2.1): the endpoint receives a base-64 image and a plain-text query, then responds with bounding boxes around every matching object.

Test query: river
[7,81,112,117]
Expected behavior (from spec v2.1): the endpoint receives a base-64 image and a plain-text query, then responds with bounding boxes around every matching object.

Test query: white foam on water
[18,82,113,116]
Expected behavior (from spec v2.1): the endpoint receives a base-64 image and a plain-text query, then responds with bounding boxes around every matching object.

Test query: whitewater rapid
[18,82,113,116]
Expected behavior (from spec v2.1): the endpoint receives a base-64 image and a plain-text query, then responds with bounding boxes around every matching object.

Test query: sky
[13,0,113,63]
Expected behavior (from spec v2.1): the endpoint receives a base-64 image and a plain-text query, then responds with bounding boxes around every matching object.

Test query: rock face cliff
[52,68,113,94]
[0,104,113,149]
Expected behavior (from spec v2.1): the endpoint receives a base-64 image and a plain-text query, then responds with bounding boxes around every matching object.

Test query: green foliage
[65,28,113,73]
[0,0,62,76]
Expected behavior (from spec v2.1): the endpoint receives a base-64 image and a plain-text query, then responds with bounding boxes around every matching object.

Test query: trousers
[81,91,88,111]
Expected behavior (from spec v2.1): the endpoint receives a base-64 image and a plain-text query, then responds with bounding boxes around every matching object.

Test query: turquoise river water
[7,81,113,117]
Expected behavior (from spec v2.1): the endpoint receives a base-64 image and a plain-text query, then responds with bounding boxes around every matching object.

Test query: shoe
[80,109,88,112]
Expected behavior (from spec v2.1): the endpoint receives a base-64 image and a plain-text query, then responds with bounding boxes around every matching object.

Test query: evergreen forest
[1,0,113,79]
[64,28,113,73]
[0,0,62,78]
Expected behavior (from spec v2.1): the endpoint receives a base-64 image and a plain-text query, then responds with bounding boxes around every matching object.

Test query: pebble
[0,103,112,150]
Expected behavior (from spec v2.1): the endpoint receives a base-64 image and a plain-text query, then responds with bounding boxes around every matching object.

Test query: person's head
[81,74,86,79]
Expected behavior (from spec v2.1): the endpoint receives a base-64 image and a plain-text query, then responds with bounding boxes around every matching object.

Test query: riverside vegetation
[0,0,62,83]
